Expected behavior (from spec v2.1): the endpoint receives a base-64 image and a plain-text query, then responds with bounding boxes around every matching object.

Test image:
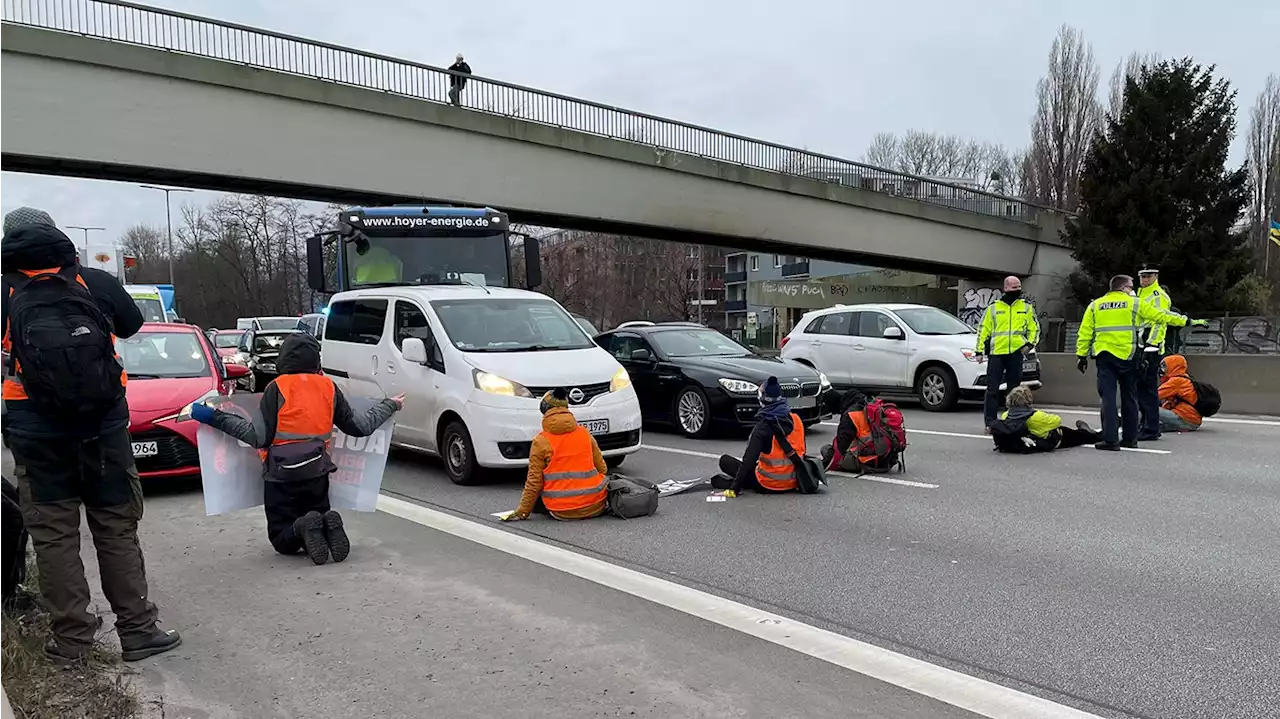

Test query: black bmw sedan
[594,323,836,438]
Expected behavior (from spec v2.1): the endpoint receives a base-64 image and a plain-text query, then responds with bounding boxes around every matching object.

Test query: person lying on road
[712,376,804,498]
[191,333,403,565]
[990,386,1100,453]
[1157,354,1202,433]
[503,388,609,521]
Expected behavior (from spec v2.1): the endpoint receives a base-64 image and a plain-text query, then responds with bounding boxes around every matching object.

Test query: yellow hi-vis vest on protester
[1137,282,1174,351]
[1076,291,1188,361]
[976,298,1040,355]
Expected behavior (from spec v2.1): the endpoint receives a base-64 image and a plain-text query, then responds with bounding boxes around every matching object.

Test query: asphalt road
[376,406,1280,719]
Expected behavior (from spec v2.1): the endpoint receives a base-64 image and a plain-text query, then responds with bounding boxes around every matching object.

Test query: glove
[499,511,529,522]
[718,490,738,499]
[1189,319,1208,327]
[190,402,217,425]
[1076,357,1088,374]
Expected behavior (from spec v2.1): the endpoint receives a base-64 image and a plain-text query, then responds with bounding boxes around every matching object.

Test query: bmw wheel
[674,386,712,438]
[917,366,958,412]
[441,420,480,485]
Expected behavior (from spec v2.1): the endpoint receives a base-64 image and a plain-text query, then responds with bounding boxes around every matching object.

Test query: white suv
[779,303,1040,411]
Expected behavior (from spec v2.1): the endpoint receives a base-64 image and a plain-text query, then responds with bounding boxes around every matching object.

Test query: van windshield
[430,298,594,352]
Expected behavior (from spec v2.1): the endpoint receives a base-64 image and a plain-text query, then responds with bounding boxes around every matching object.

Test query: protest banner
[197,393,393,516]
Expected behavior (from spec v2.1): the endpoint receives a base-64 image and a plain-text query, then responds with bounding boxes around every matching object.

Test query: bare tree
[860,130,1019,192]
[1107,51,1161,119]
[1023,24,1102,210]
[862,132,899,168]
[1247,74,1280,276]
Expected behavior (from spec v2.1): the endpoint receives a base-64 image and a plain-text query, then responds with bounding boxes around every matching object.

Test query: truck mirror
[523,236,542,289]
[306,234,327,292]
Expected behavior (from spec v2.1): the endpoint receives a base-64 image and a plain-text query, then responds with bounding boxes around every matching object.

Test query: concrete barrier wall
[1035,354,1280,417]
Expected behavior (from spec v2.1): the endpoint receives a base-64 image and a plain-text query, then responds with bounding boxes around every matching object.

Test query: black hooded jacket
[205,333,399,450]
[1,224,144,438]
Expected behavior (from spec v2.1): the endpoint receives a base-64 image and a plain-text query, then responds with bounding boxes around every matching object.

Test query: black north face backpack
[5,267,124,422]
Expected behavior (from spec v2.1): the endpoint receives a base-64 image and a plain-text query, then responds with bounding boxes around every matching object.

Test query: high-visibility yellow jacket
[1076,291,1188,361]
[353,246,403,284]
[976,299,1040,355]
[1137,281,1174,351]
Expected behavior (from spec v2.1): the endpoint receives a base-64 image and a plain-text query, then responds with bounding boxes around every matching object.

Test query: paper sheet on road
[653,477,712,497]
[198,393,393,516]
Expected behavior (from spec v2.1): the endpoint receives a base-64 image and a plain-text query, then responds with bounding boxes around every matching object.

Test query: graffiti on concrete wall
[959,287,1000,328]
[1176,316,1280,355]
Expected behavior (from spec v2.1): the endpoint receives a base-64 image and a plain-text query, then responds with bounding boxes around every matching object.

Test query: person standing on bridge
[975,276,1039,431]
[1,207,182,664]
[1135,264,1172,441]
[1075,274,1204,450]
[448,53,471,106]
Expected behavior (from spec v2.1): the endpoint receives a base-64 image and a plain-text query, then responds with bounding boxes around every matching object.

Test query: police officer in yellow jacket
[976,276,1040,429]
[1136,264,1172,440]
[1076,274,1206,450]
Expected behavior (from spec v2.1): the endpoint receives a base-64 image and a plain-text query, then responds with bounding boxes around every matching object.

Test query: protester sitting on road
[191,333,403,564]
[712,376,804,497]
[1,207,181,664]
[1157,354,1202,432]
[503,388,609,521]
[990,386,1101,452]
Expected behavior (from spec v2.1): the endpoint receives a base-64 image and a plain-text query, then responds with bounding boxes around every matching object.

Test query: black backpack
[1187,378,1221,418]
[4,267,124,422]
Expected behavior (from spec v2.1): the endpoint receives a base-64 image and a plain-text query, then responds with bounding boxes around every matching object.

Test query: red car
[209,329,247,364]
[120,323,249,479]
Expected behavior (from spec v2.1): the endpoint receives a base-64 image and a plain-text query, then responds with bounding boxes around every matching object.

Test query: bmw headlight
[610,366,632,392]
[718,378,759,395]
[473,370,533,397]
[819,372,831,388]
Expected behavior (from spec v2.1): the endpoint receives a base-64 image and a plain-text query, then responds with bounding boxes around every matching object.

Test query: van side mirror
[883,326,904,340]
[402,337,429,364]
[307,233,327,292]
[523,236,542,289]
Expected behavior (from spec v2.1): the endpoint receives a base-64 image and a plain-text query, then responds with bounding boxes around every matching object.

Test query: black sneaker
[1075,420,1096,433]
[1120,439,1139,449]
[121,627,182,662]
[1137,433,1161,442]
[709,474,734,490]
[1094,442,1121,451]
[323,510,350,563]
[295,511,330,565]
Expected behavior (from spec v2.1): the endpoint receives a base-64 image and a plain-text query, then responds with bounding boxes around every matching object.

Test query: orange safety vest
[846,410,878,463]
[540,427,608,513]
[257,374,336,461]
[2,267,127,401]
[755,412,805,492]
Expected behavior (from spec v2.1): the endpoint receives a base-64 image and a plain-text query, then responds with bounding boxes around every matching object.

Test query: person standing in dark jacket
[191,333,402,564]
[448,53,472,106]
[1,207,181,665]
[711,377,804,497]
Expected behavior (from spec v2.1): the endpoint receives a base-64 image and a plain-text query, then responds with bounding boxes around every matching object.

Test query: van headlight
[718,378,759,394]
[473,370,532,397]
[610,367,632,392]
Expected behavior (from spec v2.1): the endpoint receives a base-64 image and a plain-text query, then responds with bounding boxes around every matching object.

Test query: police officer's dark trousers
[1137,353,1162,436]
[1095,352,1139,445]
[263,475,330,555]
[983,353,1023,426]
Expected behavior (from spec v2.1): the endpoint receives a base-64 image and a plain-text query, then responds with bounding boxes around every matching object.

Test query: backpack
[4,268,124,422]
[1187,378,1221,418]
[989,417,1043,453]
[606,474,659,518]
[2,478,29,608]
[858,399,907,472]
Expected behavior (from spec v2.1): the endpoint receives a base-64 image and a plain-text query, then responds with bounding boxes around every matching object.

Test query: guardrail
[1,0,1050,223]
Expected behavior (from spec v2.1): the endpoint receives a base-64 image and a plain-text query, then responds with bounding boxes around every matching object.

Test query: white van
[319,286,643,485]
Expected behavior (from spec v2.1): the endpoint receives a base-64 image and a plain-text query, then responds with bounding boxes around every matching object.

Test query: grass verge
[2,581,139,719]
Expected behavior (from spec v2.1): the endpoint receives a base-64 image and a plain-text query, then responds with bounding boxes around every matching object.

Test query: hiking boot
[1094,442,1121,451]
[121,627,182,662]
[323,510,350,563]
[44,639,89,667]
[295,511,330,565]
[1075,420,1096,433]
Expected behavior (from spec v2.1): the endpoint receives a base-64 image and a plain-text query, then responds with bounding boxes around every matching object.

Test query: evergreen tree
[1064,59,1259,313]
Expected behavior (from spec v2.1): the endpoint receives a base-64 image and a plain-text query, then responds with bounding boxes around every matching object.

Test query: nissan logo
[568,387,585,403]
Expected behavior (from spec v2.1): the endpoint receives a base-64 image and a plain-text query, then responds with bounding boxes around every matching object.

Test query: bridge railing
[3,0,1050,223]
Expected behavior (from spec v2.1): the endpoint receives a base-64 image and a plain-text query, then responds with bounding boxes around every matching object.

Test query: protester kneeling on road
[991,386,1100,452]
[504,388,609,521]
[191,333,402,564]
[1157,354,1203,433]
[712,377,804,497]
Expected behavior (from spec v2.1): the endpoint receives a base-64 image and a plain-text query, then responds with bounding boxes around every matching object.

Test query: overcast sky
[3,0,1276,246]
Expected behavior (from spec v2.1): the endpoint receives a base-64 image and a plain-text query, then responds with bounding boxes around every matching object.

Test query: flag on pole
[1270,219,1280,247]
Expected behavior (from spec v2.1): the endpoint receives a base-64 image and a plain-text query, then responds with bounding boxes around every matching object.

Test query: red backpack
[858,399,907,472]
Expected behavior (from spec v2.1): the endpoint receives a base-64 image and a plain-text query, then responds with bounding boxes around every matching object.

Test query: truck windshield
[132,297,166,323]
[430,298,594,352]
[346,234,510,288]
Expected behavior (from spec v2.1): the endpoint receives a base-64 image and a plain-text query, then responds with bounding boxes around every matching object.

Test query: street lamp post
[140,185,193,285]
[65,225,106,258]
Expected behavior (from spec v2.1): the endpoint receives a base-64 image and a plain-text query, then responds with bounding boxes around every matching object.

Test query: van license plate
[132,441,159,458]
[580,419,609,435]
[1022,361,1038,373]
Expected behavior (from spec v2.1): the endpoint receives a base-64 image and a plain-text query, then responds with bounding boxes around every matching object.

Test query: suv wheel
[441,420,480,485]
[917,366,958,412]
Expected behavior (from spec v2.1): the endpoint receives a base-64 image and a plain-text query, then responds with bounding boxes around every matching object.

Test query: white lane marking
[639,444,937,488]
[378,495,1104,719]
[819,423,1172,455]
[1044,407,1280,428]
